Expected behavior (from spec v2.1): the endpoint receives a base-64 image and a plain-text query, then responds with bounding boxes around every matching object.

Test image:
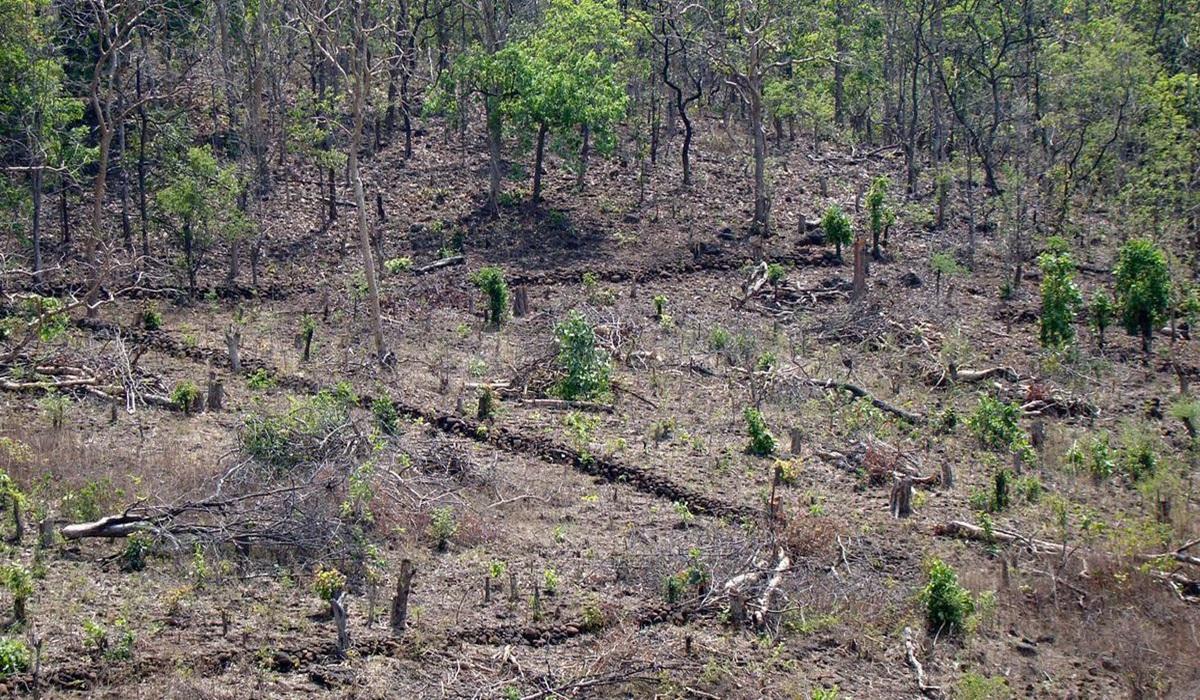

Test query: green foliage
[239,389,354,471]
[991,469,1012,512]
[372,395,400,436]
[553,311,611,401]
[967,396,1030,461]
[1119,426,1159,482]
[1090,291,1114,347]
[821,205,853,259]
[0,637,30,677]
[141,305,163,331]
[384,257,413,275]
[931,251,964,277]
[766,263,786,285]
[865,175,895,255]
[1037,238,1083,348]
[921,558,974,633]
[429,506,458,551]
[157,145,251,296]
[477,386,498,421]
[312,567,347,601]
[811,688,840,700]
[39,390,66,429]
[542,568,560,595]
[82,617,135,661]
[955,672,1011,700]
[1114,238,1171,352]
[471,266,509,326]
[246,369,276,390]
[120,532,153,573]
[1169,397,1200,438]
[170,380,201,413]
[743,407,776,457]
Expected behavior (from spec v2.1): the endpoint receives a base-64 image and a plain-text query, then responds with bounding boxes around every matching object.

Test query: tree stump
[224,325,241,374]
[889,476,913,518]
[390,559,416,637]
[852,237,868,301]
[513,286,529,318]
[729,590,746,626]
[332,592,350,656]
[941,462,955,490]
[206,371,224,411]
[788,428,803,455]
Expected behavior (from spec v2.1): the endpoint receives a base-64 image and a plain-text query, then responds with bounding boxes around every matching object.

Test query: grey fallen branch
[903,626,942,698]
[800,377,924,424]
[413,255,465,275]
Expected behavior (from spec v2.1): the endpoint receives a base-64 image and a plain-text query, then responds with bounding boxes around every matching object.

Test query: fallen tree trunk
[413,255,464,275]
[801,378,924,424]
[61,514,150,539]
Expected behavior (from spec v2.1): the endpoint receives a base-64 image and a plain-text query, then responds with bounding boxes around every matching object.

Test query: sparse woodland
[1,0,1200,696]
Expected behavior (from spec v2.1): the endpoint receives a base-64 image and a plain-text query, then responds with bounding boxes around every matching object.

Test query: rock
[900,270,923,288]
[1015,642,1038,657]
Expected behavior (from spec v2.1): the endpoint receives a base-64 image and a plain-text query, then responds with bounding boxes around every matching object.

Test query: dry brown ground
[2,116,1199,698]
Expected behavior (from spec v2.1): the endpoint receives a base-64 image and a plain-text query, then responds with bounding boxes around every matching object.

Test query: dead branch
[413,255,465,275]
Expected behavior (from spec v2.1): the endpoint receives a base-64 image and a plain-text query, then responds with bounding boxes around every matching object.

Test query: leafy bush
[471,266,509,326]
[239,389,354,471]
[384,257,413,274]
[0,637,30,677]
[744,407,776,456]
[120,532,153,572]
[429,506,458,551]
[246,368,276,390]
[313,567,347,601]
[171,380,201,413]
[1036,238,1082,348]
[1120,426,1158,482]
[967,395,1027,455]
[553,311,611,400]
[477,386,498,420]
[821,205,853,260]
[372,395,400,435]
[1090,292,1114,348]
[1169,398,1200,439]
[955,672,1011,700]
[921,558,974,633]
[1,564,31,623]
[1114,238,1171,353]
[865,175,895,256]
[142,305,163,331]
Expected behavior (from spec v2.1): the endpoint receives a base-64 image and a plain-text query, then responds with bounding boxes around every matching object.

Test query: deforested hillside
[1,0,1199,697]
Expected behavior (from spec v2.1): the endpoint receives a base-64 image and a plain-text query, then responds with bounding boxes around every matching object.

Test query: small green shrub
[372,395,400,435]
[921,558,973,633]
[247,368,276,390]
[142,305,163,331]
[429,506,457,551]
[239,389,355,471]
[744,407,776,456]
[1120,426,1158,482]
[1037,237,1082,349]
[1114,238,1171,353]
[120,532,153,572]
[956,672,1011,700]
[967,395,1031,461]
[171,380,202,412]
[313,567,347,601]
[1,565,32,624]
[865,175,895,257]
[766,263,786,285]
[384,257,413,274]
[1169,398,1200,439]
[1090,292,1114,349]
[542,568,559,595]
[553,311,612,401]
[821,205,853,260]
[477,386,498,420]
[471,266,509,326]
[0,637,30,677]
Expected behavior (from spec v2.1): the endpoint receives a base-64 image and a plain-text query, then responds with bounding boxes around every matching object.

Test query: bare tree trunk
[577,124,590,191]
[390,559,416,636]
[532,122,549,204]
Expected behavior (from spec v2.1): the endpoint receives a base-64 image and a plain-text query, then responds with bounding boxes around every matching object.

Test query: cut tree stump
[890,476,913,518]
[390,559,416,637]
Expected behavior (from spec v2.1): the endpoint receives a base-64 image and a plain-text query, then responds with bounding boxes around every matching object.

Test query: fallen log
[413,255,465,275]
[510,398,614,413]
[60,514,149,539]
[903,627,941,698]
[801,378,924,424]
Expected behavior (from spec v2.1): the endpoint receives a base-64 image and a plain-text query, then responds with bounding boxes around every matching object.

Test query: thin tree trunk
[532,123,548,204]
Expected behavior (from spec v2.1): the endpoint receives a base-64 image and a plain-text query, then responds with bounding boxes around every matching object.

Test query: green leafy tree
[821,205,853,261]
[1090,292,1114,349]
[471,266,510,326]
[510,0,635,203]
[158,146,251,298]
[553,310,611,400]
[865,175,895,259]
[1036,238,1082,348]
[1114,238,1171,354]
